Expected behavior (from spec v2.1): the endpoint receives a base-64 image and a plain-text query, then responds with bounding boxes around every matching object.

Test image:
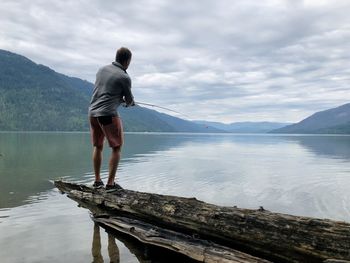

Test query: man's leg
[103,117,123,187]
[90,116,105,184]
[107,146,121,186]
[93,146,103,182]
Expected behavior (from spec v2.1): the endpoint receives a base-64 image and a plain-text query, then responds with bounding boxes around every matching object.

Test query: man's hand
[121,98,135,107]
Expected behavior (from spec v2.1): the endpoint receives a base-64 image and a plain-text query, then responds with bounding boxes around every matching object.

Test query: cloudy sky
[1,0,350,123]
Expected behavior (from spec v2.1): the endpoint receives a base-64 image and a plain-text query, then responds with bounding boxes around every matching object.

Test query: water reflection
[92,222,198,263]
[0,132,205,208]
[92,223,120,263]
[281,135,350,161]
[1,132,350,220]
[1,132,350,262]
[0,132,93,208]
[0,132,191,208]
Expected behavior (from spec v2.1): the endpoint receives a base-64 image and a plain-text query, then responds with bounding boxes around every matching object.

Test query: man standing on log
[88,47,134,191]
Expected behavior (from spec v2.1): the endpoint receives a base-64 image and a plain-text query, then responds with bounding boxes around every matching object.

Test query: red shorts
[89,116,124,148]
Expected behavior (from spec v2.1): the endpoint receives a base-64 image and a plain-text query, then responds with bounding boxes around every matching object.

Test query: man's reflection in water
[92,223,120,263]
[92,221,198,263]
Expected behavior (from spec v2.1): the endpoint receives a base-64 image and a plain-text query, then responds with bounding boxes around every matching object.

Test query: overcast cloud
[1,0,350,123]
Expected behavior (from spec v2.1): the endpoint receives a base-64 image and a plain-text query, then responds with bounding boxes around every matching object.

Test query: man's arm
[123,77,135,107]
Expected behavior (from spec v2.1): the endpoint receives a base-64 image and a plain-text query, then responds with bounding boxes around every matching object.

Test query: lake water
[1,132,350,262]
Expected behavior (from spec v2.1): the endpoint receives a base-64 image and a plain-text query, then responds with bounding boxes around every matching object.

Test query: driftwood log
[54,180,350,263]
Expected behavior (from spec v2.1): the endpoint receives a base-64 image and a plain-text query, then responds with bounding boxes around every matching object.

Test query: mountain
[0,49,93,131]
[195,121,290,133]
[120,107,221,132]
[0,49,220,132]
[271,103,350,134]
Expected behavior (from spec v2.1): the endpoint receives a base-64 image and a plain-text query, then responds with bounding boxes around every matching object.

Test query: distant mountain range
[1,49,349,134]
[195,121,290,133]
[271,103,350,134]
[119,106,220,132]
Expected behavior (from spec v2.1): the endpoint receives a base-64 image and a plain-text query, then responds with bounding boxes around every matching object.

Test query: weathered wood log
[55,180,350,263]
[63,183,270,263]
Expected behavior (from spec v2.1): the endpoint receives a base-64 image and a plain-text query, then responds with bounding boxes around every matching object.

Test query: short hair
[115,47,132,64]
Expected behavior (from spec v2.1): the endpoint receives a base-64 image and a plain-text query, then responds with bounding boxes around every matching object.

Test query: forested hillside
[0,49,92,130]
[271,103,350,134]
[0,50,218,132]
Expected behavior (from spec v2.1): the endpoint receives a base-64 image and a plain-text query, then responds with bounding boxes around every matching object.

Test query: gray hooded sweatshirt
[88,61,134,117]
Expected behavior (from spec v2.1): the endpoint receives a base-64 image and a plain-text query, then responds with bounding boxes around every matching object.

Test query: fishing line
[134,101,191,119]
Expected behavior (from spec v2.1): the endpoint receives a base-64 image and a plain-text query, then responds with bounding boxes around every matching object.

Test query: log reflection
[93,222,198,263]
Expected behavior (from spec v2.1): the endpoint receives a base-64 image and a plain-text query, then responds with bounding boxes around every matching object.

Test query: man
[88,47,134,191]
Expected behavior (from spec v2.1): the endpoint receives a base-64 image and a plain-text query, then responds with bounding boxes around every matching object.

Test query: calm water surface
[1,132,350,262]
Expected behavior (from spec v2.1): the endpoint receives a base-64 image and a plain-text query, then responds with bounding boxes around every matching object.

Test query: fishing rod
[134,101,191,119]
